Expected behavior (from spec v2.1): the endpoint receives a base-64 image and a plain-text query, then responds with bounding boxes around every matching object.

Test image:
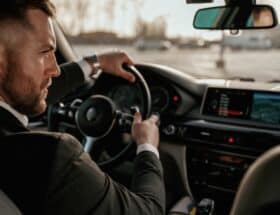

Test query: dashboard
[103,71,194,119]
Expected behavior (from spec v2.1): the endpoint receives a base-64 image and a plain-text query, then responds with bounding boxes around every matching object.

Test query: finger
[118,66,136,83]
[133,111,142,124]
[149,114,159,124]
[118,50,134,64]
[123,54,134,66]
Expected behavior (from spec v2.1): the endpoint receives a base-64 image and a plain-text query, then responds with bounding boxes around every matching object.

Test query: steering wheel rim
[123,64,152,119]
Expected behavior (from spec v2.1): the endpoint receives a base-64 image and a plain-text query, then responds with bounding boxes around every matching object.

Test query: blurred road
[73,44,280,82]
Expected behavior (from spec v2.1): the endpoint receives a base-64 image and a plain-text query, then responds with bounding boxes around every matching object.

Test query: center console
[183,87,280,214]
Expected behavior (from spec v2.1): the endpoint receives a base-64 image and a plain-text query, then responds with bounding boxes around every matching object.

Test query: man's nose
[45,53,61,77]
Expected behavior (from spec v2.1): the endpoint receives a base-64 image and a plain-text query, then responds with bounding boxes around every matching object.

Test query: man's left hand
[97,51,136,83]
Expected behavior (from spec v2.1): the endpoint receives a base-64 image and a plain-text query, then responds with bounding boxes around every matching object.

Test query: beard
[1,58,47,116]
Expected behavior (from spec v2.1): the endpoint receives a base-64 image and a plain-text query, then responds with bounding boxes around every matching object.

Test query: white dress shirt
[0,101,28,127]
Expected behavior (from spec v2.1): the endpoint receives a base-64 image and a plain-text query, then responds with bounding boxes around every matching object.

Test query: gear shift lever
[197,198,215,215]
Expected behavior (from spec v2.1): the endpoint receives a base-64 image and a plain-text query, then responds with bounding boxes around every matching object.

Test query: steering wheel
[48,65,151,168]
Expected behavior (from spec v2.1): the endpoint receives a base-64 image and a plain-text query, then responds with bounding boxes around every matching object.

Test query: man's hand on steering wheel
[95,51,136,83]
[132,112,160,149]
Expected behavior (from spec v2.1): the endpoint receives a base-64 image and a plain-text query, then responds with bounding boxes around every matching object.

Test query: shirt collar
[0,101,29,127]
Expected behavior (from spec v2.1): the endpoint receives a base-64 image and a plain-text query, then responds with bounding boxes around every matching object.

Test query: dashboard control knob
[163,124,176,135]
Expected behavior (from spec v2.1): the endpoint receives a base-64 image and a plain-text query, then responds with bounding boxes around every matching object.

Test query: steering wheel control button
[130,106,140,115]
[70,99,83,108]
[68,111,74,119]
[57,109,66,116]
[76,95,117,138]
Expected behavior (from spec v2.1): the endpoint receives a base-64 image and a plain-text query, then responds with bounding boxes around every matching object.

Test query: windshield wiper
[227,77,255,82]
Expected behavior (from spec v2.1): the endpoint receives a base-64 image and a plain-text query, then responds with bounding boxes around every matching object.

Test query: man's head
[0,1,60,116]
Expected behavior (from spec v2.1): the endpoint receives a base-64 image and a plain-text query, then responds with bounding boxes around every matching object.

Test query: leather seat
[230,145,280,215]
[0,190,22,215]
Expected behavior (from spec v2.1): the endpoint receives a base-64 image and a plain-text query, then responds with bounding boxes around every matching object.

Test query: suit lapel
[0,107,29,136]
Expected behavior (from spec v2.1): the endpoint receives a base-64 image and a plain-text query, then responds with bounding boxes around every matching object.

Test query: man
[0,1,165,215]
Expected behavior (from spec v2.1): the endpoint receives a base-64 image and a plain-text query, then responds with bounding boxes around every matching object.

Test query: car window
[52,0,280,82]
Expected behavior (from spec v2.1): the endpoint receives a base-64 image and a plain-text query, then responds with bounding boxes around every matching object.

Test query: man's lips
[40,80,52,99]
[41,80,52,90]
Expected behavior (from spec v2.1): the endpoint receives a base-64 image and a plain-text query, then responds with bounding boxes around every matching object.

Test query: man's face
[0,9,60,115]
[253,8,273,27]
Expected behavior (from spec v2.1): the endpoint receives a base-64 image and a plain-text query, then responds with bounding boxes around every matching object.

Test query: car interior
[2,0,280,214]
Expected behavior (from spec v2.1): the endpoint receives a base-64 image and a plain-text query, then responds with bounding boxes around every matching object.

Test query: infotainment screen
[251,93,280,124]
[201,88,280,125]
[202,88,251,119]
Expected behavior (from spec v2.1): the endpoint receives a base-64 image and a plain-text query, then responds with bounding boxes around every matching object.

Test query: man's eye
[41,50,50,54]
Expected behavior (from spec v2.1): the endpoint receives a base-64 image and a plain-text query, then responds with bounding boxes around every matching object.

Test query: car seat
[230,145,280,215]
[0,190,22,215]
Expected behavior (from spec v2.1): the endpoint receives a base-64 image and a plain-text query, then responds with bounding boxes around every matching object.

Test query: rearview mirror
[186,0,213,3]
[193,5,277,29]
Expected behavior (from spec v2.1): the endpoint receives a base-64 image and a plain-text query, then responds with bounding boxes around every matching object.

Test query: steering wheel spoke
[84,136,98,153]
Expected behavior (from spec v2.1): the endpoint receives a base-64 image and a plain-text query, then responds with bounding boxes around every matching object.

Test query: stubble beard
[2,61,47,116]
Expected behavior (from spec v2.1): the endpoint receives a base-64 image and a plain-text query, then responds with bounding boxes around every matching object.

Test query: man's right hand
[131,112,159,148]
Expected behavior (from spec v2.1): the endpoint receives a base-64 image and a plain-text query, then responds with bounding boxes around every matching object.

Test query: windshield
[52,0,280,82]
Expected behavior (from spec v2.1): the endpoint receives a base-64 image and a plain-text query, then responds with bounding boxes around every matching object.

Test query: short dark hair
[0,0,56,23]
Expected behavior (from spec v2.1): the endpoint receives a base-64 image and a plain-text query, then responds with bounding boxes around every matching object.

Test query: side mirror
[193,5,278,29]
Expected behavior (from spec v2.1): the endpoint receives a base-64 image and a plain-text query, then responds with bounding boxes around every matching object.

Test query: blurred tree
[76,0,90,32]
[104,0,115,29]
[135,18,148,38]
[153,16,167,38]
[54,0,163,37]
[53,0,91,34]
[135,16,167,39]
[132,0,144,19]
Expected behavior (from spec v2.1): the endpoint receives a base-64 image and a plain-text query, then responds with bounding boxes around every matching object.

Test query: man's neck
[0,97,29,127]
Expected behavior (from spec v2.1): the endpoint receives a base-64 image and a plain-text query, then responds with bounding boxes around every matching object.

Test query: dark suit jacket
[0,106,165,214]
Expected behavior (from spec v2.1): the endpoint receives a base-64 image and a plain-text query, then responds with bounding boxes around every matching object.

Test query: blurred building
[267,25,280,47]
[224,33,272,49]
[223,25,280,49]
[68,31,134,45]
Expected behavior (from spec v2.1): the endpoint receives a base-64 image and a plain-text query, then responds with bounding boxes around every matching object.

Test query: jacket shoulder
[3,131,81,148]
[1,131,84,166]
